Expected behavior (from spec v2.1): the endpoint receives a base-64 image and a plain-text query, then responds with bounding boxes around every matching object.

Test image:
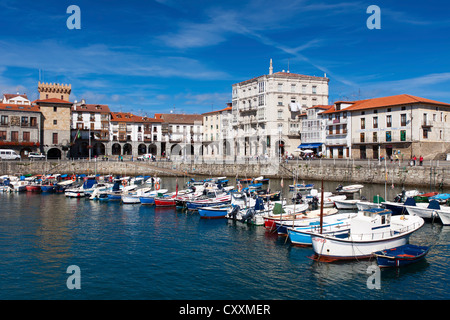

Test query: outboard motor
[241,208,256,223]
[228,205,240,220]
[311,196,319,210]
[292,192,303,204]
[336,184,343,192]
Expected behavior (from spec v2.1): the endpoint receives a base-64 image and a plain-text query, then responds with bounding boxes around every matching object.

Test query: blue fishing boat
[429,193,450,204]
[198,204,231,219]
[372,244,430,268]
[40,184,56,192]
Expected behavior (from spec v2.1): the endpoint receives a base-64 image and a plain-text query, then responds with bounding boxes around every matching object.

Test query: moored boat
[309,208,424,261]
[372,244,430,268]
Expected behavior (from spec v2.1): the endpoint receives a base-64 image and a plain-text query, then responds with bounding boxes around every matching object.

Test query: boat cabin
[350,208,392,235]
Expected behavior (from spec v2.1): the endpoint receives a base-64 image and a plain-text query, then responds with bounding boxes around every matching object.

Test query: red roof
[344,94,450,112]
[0,103,40,112]
[72,104,111,113]
[110,112,163,123]
[34,98,72,104]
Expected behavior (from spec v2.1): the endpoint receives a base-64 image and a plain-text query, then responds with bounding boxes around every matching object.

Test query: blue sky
[1,0,450,116]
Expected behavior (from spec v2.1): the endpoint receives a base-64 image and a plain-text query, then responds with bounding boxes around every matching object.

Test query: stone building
[35,82,73,159]
[346,94,450,160]
[0,103,42,158]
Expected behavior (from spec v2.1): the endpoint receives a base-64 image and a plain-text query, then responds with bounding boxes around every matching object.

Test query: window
[53,120,57,125]
[23,132,30,142]
[373,132,377,142]
[386,115,392,127]
[0,131,6,140]
[361,118,365,129]
[258,81,266,93]
[360,132,365,142]
[373,117,378,129]
[53,106,57,112]
[53,133,58,144]
[290,84,296,93]
[277,110,283,119]
[30,117,37,127]
[1,115,8,125]
[21,116,29,126]
[401,114,407,126]
[386,131,392,142]
[328,126,333,135]
[302,85,306,93]
[11,131,18,141]
[423,129,428,139]
[400,130,406,141]
[278,83,283,91]
[258,94,265,106]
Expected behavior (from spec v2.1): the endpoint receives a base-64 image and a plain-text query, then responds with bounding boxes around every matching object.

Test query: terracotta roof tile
[72,104,111,113]
[155,113,203,124]
[0,103,40,112]
[35,98,72,104]
[344,94,450,112]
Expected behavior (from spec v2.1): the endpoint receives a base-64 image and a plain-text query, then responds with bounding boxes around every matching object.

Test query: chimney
[269,59,273,75]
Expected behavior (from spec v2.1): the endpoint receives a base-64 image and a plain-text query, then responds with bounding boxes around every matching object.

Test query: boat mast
[320,178,324,234]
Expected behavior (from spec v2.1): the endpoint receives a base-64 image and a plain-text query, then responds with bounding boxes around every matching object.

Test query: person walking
[413,155,417,166]
[419,155,423,166]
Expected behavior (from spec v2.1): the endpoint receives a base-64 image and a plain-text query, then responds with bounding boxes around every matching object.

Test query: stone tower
[37,82,71,101]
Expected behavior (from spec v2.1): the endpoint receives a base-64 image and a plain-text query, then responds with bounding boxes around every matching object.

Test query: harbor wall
[1,159,449,189]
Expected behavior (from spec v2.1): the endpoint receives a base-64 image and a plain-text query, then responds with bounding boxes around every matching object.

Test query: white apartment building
[299,105,332,156]
[70,100,110,158]
[202,103,233,158]
[321,101,354,158]
[2,93,31,105]
[155,113,203,159]
[231,59,329,159]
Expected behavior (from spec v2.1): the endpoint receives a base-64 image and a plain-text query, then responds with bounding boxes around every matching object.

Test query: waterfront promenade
[1,157,449,189]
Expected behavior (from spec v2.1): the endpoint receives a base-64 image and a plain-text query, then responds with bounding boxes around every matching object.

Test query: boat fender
[122,180,127,186]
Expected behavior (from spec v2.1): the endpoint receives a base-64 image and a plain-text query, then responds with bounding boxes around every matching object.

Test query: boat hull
[198,207,230,219]
[186,199,231,210]
[40,185,55,193]
[26,185,41,192]
[373,244,430,268]
[154,198,176,207]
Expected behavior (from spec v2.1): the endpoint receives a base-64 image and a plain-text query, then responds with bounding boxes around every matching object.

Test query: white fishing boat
[334,199,361,210]
[287,212,358,246]
[437,210,450,225]
[9,179,28,192]
[405,199,449,222]
[336,184,364,193]
[309,208,424,261]
[121,187,153,204]
[356,195,384,211]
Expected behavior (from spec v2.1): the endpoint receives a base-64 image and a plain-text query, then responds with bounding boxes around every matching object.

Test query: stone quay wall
[1,158,449,189]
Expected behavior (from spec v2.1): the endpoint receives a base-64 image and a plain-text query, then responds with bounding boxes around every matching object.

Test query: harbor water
[0,177,449,300]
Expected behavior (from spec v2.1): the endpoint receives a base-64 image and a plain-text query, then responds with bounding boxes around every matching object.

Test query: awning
[297,143,322,149]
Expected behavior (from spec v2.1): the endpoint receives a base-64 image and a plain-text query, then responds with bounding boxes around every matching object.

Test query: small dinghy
[372,244,430,268]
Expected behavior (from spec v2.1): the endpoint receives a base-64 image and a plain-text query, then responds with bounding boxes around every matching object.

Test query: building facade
[346,94,450,160]
[231,59,329,159]
[155,113,203,160]
[0,103,42,158]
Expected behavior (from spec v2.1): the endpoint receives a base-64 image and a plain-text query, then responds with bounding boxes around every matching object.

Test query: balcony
[422,120,433,128]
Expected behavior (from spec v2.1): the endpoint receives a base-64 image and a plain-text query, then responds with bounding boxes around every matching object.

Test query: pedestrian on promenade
[413,155,417,166]
[420,155,423,166]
